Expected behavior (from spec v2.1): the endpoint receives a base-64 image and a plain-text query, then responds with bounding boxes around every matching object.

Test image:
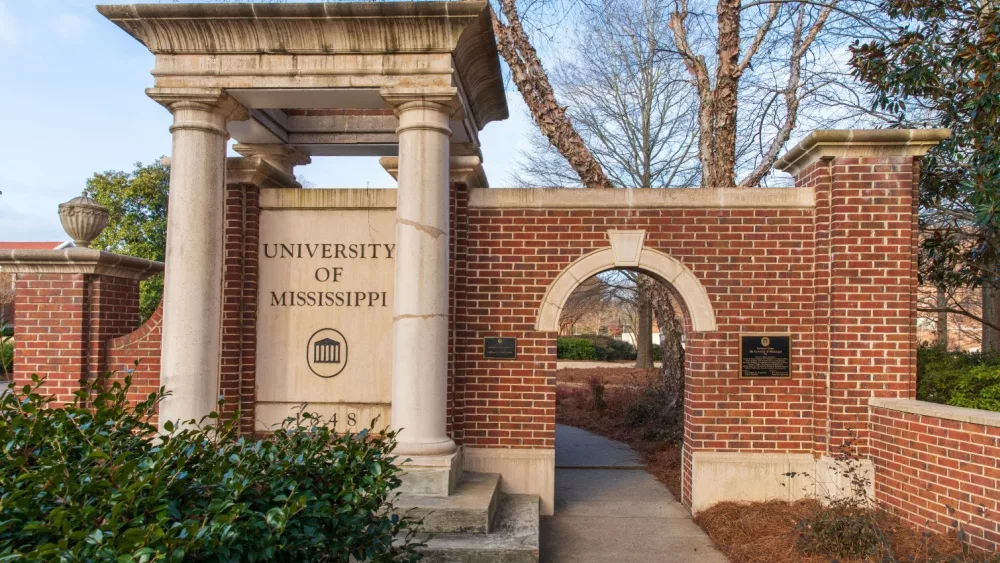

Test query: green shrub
[0,341,11,379]
[557,335,636,362]
[0,376,422,562]
[918,344,1000,412]
[557,337,596,360]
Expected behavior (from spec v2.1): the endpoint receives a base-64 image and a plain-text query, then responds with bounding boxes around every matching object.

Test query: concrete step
[395,472,500,534]
[413,494,540,563]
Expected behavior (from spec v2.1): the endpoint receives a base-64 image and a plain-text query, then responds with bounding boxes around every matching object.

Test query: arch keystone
[607,230,646,267]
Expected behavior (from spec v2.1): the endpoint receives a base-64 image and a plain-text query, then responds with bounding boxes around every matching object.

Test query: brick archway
[535,246,717,333]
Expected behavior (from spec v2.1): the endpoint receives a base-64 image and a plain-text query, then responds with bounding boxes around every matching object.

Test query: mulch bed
[695,499,989,563]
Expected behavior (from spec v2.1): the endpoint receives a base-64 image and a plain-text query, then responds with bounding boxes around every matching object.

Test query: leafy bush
[557,337,596,360]
[918,344,1000,412]
[0,340,11,380]
[0,376,421,562]
[556,335,636,362]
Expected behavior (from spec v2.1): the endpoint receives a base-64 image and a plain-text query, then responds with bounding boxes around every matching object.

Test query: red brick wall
[13,273,89,404]
[870,403,1000,552]
[220,183,260,433]
[106,305,163,408]
[453,207,817,462]
[822,157,919,454]
[14,273,142,405]
[451,154,920,507]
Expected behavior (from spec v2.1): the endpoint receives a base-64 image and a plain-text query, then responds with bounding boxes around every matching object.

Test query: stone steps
[413,494,540,563]
[395,472,501,534]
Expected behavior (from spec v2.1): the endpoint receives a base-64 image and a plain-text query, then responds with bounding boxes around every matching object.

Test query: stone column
[382,88,460,462]
[149,89,247,429]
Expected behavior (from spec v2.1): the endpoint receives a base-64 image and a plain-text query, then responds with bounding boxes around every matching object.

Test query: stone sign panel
[739,334,792,378]
[256,191,395,431]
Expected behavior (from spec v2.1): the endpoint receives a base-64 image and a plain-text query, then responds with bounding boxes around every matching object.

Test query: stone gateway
[5,1,996,558]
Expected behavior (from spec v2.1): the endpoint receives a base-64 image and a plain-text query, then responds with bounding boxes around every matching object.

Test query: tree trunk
[984,277,1000,354]
[489,0,612,189]
[651,286,685,410]
[936,285,949,348]
[708,0,741,187]
[636,286,654,368]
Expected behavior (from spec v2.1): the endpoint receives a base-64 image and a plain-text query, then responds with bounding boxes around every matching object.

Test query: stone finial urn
[58,194,109,248]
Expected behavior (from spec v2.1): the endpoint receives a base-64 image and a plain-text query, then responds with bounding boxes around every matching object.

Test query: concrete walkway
[540,425,727,563]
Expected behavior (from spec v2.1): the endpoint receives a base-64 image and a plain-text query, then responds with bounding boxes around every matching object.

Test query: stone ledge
[774,128,951,176]
[869,398,1000,429]
[0,249,164,280]
[468,187,814,209]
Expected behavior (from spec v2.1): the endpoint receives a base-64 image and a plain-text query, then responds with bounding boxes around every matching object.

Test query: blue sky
[0,0,534,242]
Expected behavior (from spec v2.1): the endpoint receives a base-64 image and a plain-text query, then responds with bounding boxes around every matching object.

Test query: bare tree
[489,0,613,188]
[665,0,890,186]
[559,276,612,334]
[514,0,700,188]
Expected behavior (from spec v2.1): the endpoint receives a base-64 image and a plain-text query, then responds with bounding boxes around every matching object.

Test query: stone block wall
[870,399,1000,552]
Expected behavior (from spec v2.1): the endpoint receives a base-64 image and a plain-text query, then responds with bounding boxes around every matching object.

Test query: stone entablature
[98,1,508,157]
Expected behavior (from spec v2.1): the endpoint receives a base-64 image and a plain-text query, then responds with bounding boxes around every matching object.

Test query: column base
[397,447,464,496]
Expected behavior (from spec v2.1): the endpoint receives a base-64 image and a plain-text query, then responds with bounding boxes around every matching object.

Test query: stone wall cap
[870,397,1000,429]
[0,248,164,280]
[468,187,815,209]
[774,128,951,176]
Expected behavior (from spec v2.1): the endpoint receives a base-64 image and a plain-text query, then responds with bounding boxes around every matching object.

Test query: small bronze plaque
[740,334,792,378]
[483,337,517,360]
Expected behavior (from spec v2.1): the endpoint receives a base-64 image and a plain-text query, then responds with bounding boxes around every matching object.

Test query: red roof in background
[0,242,67,250]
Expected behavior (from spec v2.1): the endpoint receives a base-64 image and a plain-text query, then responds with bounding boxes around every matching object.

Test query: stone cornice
[227,156,302,189]
[468,187,815,209]
[97,2,508,129]
[774,129,951,176]
[0,249,164,280]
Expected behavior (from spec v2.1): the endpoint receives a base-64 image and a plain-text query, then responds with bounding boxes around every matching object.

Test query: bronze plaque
[483,337,517,360]
[740,334,791,378]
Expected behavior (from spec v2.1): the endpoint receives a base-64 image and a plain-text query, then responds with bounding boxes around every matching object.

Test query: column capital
[233,143,311,175]
[146,87,249,123]
[379,155,488,189]
[226,156,301,189]
[379,87,464,118]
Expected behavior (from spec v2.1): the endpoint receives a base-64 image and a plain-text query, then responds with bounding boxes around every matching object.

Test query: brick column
[222,155,303,433]
[0,249,163,404]
[775,129,949,455]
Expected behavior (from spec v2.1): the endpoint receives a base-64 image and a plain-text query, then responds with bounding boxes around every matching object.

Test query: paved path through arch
[540,425,727,562]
